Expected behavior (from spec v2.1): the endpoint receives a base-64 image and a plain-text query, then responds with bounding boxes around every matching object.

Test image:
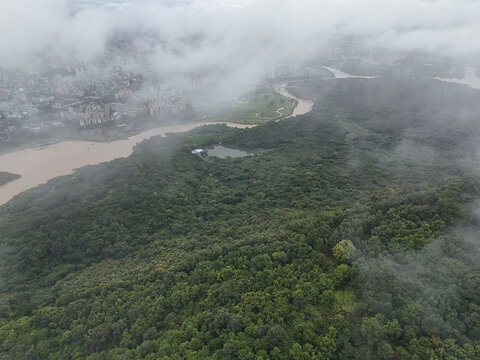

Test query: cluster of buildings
[0,113,16,141]
[78,103,111,127]
[115,88,134,101]
[60,93,188,129]
[146,95,187,117]
[59,93,188,129]
[0,64,192,141]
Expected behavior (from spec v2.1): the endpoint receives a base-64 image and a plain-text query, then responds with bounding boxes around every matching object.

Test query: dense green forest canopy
[1,77,480,359]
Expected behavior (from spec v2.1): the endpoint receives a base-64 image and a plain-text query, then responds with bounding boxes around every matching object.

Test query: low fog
[2,2,480,358]
[1,0,480,80]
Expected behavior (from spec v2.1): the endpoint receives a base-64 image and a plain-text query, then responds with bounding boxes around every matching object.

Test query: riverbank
[0,121,255,205]
[211,87,296,124]
[274,82,314,117]
[0,85,314,205]
[323,66,377,79]
[0,171,20,186]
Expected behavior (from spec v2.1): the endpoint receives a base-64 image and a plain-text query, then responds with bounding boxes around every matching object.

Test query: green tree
[332,240,356,262]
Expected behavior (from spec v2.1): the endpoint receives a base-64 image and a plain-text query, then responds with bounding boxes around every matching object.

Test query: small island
[0,171,21,186]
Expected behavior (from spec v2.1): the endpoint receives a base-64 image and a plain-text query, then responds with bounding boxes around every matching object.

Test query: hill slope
[1,78,480,359]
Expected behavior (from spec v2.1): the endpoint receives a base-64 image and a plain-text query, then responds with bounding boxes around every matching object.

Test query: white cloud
[1,0,479,71]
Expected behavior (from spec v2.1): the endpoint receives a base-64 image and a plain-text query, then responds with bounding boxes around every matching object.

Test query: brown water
[274,83,314,117]
[0,83,314,205]
[0,122,254,205]
[274,69,377,117]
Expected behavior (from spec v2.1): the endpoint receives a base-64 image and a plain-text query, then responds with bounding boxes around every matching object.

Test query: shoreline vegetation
[0,121,256,206]
[0,171,20,186]
[212,87,297,124]
[1,74,480,358]
[0,85,312,205]
[0,84,296,157]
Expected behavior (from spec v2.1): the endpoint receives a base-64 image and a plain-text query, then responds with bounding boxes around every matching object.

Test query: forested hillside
[1,78,480,359]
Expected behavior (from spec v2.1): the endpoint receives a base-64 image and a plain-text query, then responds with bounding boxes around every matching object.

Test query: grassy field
[215,87,296,125]
[0,171,20,186]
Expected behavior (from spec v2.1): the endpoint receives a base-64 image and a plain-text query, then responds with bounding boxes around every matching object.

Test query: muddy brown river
[274,83,314,117]
[0,84,315,205]
[0,122,254,205]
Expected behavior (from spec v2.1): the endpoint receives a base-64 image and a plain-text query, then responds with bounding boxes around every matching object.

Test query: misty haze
[1,1,480,359]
